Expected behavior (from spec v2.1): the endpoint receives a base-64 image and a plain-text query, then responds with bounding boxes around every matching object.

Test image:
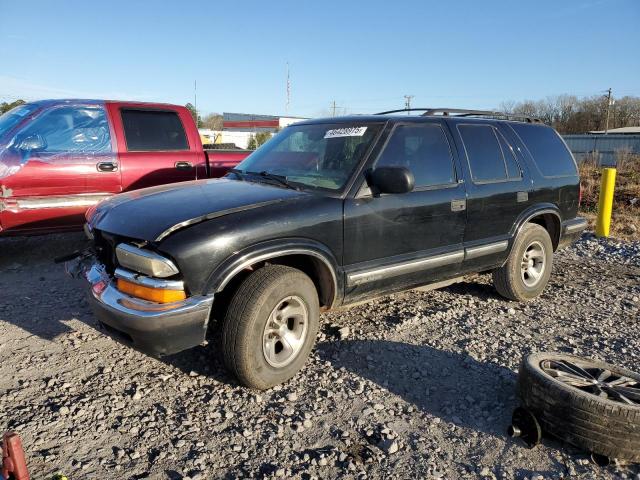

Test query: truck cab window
[15,106,111,153]
[121,109,189,152]
[375,124,456,187]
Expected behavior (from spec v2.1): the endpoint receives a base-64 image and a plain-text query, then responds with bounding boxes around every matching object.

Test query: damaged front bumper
[67,257,214,356]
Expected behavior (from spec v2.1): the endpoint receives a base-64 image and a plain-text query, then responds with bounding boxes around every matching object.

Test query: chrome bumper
[563,217,588,234]
[559,217,588,249]
[71,261,214,356]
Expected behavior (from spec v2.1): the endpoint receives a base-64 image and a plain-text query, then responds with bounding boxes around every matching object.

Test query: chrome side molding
[347,250,464,286]
[464,240,509,260]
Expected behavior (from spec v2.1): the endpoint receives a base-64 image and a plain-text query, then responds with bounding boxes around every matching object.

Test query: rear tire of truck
[493,223,553,301]
[221,264,320,390]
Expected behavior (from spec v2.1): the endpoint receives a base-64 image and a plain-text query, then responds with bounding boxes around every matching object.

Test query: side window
[458,124,509,182]
[17,106,111,153]
[510,124,577,177]
[121,109,189,151]
[376,124,455,187]
[496,130,522,179]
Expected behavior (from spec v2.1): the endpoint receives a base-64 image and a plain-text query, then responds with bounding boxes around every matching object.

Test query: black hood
[89,178,309,242]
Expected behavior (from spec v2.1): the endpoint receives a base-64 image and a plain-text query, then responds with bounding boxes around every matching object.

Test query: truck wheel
[518,353,640,462]
[221,264,320,389]
[493,223,553,301]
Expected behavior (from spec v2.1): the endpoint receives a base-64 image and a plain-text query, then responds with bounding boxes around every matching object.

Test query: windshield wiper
[247,171,299,190]
[227,168,246,180]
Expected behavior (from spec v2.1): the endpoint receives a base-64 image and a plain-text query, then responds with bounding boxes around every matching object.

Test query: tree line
[5,95,640,135]
[500,95,640,134]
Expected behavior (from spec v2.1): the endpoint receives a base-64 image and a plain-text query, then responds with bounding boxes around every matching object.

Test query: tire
[493,223,553,301]
[221,264,320,389]
[518,353,640,462]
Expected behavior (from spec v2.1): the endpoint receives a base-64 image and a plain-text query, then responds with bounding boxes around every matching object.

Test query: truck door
[107,105,203,191]
[0,103,119,234]
[343,122,467,301]
[450,121,532,271]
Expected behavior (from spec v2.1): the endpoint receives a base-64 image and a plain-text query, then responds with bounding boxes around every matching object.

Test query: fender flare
[509,204,562,252]
[204,238,342,307]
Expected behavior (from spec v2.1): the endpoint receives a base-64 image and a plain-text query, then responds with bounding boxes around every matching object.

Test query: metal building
[562,134,640,165]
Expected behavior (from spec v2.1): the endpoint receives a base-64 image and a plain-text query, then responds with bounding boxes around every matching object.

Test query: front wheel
[493,223,553,301]
[221,264,320,389]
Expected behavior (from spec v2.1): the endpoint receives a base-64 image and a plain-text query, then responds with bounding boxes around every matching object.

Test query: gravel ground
[0,232,639,480]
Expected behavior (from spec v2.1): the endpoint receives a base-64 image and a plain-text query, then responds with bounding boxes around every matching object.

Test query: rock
[338,327,350,339]
[379,438,399,455]
[286,392,298,402]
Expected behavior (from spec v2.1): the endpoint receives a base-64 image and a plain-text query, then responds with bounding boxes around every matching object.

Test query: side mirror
[369,166,415,194]
[16,133,47,151]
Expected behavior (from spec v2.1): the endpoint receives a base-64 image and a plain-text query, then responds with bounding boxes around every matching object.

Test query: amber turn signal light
[117,278,186,303]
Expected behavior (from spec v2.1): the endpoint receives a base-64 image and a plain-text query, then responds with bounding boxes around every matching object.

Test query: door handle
[451,199,466,212]
[175,161,193,170]
[96,161,118,172]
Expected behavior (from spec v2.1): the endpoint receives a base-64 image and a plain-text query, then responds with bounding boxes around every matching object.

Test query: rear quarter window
[510,124,577,177]
[121,109,189,152]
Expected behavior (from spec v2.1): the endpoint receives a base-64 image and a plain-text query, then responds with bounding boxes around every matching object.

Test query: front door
[0,103,120,234]
[343,121,467,301]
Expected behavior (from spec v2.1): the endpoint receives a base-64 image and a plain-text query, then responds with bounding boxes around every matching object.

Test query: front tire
[493,223,553,301]
[221,265,320,389]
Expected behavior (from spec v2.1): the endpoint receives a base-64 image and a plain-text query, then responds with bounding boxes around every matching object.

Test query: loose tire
[518,353,640,462]
[221,265,320,389]
[493,223,553,301]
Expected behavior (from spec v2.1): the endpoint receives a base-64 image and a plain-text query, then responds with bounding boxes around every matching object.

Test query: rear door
[0,103,119,234]
[450,121,532,270]
[106,104,204,191]
[343,121,467,300]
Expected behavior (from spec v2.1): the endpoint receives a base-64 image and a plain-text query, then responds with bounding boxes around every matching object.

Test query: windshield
[0,104,39,140]
[233,123,383,192]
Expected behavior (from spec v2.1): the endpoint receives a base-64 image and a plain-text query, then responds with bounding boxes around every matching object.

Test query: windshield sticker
[324,127,367,139]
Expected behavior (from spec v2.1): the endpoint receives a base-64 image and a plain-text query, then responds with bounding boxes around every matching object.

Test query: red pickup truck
[0,99,249,236]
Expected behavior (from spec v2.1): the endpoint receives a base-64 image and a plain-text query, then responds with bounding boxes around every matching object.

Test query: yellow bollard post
[595,167,617,238]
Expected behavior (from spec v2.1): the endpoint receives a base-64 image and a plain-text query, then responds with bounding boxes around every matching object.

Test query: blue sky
[0,0,638,117]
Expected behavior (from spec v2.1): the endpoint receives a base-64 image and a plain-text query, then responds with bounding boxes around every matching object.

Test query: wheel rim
[520,240,546,287]
[262,295,309,368]
[541,359,640,406]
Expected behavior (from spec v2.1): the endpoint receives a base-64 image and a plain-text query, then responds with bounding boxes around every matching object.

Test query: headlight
[115,244,179,278]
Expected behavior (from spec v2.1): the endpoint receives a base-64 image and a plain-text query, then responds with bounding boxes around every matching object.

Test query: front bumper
[69,260,214,356]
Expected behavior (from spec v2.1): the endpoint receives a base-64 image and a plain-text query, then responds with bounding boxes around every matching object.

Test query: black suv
[70,108,586,389]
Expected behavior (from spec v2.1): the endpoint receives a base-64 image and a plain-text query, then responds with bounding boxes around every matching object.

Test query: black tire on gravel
[493,223,553,301]
[221,264,320,390]
[518,353,640,462]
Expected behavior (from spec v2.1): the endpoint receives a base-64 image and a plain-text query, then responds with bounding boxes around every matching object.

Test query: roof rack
[374,107,542,123]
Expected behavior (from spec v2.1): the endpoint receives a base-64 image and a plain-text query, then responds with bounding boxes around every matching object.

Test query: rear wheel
[221,264,320,389]
[493,223,553,301]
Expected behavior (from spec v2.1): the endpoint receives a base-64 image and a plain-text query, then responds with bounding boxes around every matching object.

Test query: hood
[89,178,310,242]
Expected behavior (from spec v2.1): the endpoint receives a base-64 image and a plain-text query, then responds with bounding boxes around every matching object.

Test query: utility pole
[331,100,338,117]
[286,62,291,114]
[404,95,414,114]
[604,88,613,134]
